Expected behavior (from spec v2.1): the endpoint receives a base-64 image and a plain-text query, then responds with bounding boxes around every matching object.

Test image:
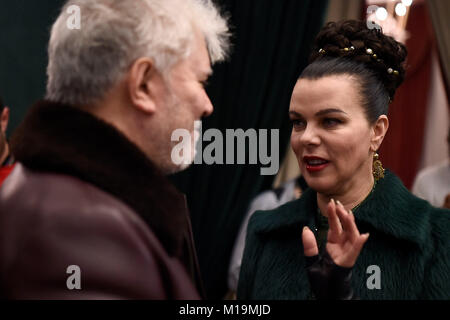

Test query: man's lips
[303,156,330,172]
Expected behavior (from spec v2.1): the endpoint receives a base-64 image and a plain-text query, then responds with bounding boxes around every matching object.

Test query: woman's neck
[317,173,375,217]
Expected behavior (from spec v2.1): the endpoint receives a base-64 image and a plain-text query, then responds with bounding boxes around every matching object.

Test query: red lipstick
[303,156,330,173]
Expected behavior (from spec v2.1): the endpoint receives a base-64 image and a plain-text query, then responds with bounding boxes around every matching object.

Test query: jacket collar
[254,170,430,248]
[11,100,189,257]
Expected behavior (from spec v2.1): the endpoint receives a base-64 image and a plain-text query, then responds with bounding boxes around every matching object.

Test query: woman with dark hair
[237,20,450,299]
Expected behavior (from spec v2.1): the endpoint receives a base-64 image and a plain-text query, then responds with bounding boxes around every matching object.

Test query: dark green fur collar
[251,170,431,247]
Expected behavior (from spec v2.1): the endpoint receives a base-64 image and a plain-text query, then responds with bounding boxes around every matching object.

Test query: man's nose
[202,93,214,118]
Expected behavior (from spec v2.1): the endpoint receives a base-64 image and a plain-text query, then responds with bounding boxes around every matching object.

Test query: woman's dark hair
[0,97,4,113]
[300,20,407,124]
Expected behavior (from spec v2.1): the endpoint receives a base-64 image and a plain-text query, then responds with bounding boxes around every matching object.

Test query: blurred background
[0,0,448,299]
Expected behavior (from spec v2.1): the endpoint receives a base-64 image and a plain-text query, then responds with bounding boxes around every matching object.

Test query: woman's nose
[299,124,320,146]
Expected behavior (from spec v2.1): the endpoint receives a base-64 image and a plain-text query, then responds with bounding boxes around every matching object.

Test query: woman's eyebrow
[315,108,347,116]
[288,111,301,117]
[289,108,347,118]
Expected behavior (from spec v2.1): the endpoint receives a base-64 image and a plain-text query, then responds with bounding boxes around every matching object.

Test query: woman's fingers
[327,199,343,239]
[335,201,359,243]
[302,226,319,257]
[354,233,370,253]
[348,210,361,240]
[324,201,370,268]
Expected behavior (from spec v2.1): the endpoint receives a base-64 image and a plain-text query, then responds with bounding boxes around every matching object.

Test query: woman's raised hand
[302,199,369,268]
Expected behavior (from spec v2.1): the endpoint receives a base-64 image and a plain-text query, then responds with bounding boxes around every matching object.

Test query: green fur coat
[237,170,450,299]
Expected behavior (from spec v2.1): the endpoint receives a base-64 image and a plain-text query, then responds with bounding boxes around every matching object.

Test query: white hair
[46,0,230,106]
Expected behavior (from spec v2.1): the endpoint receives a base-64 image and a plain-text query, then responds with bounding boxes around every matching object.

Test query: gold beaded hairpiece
[318,47,399,76]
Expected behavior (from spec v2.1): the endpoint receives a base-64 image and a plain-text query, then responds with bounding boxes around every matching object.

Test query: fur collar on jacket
[11,100,189,257]
[251,170,433,248]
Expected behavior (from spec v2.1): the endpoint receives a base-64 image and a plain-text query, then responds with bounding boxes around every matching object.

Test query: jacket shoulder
[418,205,450,299]
[247,198,303,235]
[237,191,313,299]
[247,187,315,236]
[427,205,450,254]
[1,164,133,220]
[0,164,199,299]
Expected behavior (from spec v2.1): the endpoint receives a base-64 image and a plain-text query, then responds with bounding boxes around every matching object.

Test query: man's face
[156,31,214,173]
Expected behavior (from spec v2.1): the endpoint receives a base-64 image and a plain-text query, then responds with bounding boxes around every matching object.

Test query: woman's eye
[323,118,341,127]
[290,119,306,130]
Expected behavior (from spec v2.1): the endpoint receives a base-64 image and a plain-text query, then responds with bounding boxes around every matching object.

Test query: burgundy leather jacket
[0,101,203,299]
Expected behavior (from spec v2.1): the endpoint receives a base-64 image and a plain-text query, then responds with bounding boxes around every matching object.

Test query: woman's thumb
[302,226,319,257]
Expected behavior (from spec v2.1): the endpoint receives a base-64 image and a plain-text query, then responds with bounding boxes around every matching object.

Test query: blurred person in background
[412,127,450,209]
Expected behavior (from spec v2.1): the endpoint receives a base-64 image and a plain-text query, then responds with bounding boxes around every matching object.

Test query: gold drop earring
[372,152,385,181]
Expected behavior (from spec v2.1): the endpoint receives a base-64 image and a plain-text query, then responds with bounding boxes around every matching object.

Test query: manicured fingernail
[303,226,308,232]
[331,198,335,204]
[336,200,343,207]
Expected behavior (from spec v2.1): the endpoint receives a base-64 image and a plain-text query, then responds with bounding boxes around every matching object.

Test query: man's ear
[1,107,10,134]
[370,115,389,152]
[127,58,163,114]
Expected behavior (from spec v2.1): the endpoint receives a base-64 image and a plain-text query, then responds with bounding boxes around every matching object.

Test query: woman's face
[289,75,378,196]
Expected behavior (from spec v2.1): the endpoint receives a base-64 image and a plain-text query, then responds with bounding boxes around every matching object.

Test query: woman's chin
[303,176,335,194]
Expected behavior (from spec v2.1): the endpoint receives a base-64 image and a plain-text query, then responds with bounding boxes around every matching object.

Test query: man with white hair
[0,0,229,299]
